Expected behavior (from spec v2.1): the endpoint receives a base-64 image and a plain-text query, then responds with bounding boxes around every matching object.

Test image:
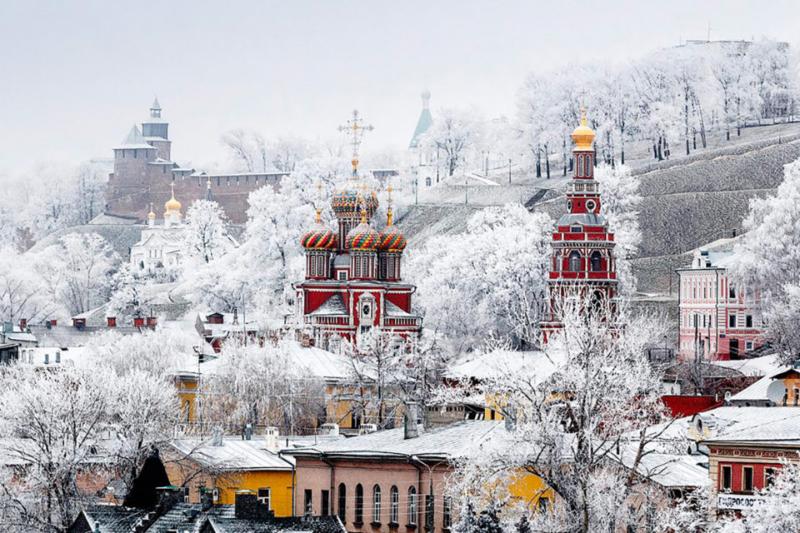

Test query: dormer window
[570,225,581,233]
[338,271,348,281]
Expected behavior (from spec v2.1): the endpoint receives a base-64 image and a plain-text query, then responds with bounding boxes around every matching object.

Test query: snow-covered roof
[114,125,157,150]
[616,448,709,489]
[730,366,793,401]
[4,330,37,343]
[447,350,558,383]
[310,294,347,316]
[702,407,800,446]
[286,420,505,461]
[169,437,294,471]
[385,300,413,317]
[715,354,783,377]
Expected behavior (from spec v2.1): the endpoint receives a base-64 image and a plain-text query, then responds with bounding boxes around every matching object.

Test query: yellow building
[164,434,295,517]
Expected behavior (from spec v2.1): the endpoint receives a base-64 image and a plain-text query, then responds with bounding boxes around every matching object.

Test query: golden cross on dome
[386,183,394,226]
[338,109,373,177]
[579,106,587,127]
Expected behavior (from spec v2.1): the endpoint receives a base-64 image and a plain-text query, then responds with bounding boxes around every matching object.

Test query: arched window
[355,484,364,525]
[407,487,417,526]
[390,486,399,524]
[576,155,583,177]
[590,251,602,272]
[338,483,346,523]
[569,251,582,272]
[372,485,382,523]
[425,176,432,187]
[584,154,591,176]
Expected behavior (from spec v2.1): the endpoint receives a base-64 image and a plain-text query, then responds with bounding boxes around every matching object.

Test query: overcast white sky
[1,0,798,175]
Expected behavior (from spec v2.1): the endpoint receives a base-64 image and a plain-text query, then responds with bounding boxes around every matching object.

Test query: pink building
[677,248,764,361]
[284,421,506,533]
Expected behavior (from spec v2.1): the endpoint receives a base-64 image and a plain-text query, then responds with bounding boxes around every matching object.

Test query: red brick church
[541,112,619,341]
[294,112,422,350]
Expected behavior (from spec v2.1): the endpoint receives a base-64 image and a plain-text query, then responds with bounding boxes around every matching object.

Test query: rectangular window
[729,286,736,299]
[443,496,452,529]
[425,494,434,531]
[746,315,753,328]
[746,341,753,351]
[321,489,329,516]
[183,486,190,503]
[743,466,754,493]
[729,315,737,328]
[338,271,347,281]
[258,488,271,510]
[721,465,732,491]
[304,489,313,514]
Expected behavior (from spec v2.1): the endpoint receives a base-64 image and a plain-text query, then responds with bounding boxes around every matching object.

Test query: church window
[568,251,581,272]
[584,154,591,176]
[590,251,602,272]
[570,225,581,233]
[576,155,583,177]
[338,271,347,281]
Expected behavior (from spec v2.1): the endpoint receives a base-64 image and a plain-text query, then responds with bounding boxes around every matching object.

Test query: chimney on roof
[404,402,420,440]
[18,318,27,331]
[146,316,157,329]
[211,426,224,446]
[243,423,253,441]
[264,426,279,452]
[107,316,117,328]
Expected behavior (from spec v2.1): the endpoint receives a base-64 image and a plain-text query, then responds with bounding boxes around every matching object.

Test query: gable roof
[309,294,347,316]
[116,125,157,150]
[168,437,293,471]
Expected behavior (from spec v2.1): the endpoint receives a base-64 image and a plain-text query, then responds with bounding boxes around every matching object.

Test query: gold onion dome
[147,203,156,220]
[571,109,596,151]
[165,186,182,213]
[300,210,338,250]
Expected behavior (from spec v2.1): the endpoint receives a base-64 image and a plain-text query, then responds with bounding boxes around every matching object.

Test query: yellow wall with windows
[165,458,294,517]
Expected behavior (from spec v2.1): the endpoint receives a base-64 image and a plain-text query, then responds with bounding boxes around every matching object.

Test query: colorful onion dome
[301,210,337,250]
[379,225,407,252]
[571,108,596,151]
[346,222,380,251]
[331,183,379,219]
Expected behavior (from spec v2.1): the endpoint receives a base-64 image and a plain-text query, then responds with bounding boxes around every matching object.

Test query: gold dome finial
[571,108,595,151]
[147,202,156,220]
[164,183,182,213]
[356,192,368,224]
[314,207,322,224]
[386,184,394,226]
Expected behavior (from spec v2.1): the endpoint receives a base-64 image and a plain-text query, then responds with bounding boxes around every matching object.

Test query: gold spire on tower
[571,107,596,151]
[338,109,374,177]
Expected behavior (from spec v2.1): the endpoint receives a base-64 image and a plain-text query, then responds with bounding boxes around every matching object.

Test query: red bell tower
[541,110,618,342]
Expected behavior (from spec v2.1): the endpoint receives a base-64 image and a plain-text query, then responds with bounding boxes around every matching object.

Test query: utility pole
[508,158,512,185]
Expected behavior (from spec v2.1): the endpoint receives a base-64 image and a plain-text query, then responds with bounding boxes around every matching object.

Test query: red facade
[541,113,619,341]
[294,171,422,350]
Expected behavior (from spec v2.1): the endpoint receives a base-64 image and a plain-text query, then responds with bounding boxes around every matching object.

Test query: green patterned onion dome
[379,225,407,252]
[331,186,379,219]
[346,222,380,251]
[301,223,338,250]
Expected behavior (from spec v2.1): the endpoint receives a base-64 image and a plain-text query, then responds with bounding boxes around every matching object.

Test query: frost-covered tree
[184,199,230,264]
[0,247,57,323]
[594,164,642,295]
[446,299,673,533]
[733,158,800,359]
[408,204,552,351]
[201,339,325,434]
[107,263,153,320]
[35,232,119,316]
[183,157,347,319]
[420,108,482,176]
